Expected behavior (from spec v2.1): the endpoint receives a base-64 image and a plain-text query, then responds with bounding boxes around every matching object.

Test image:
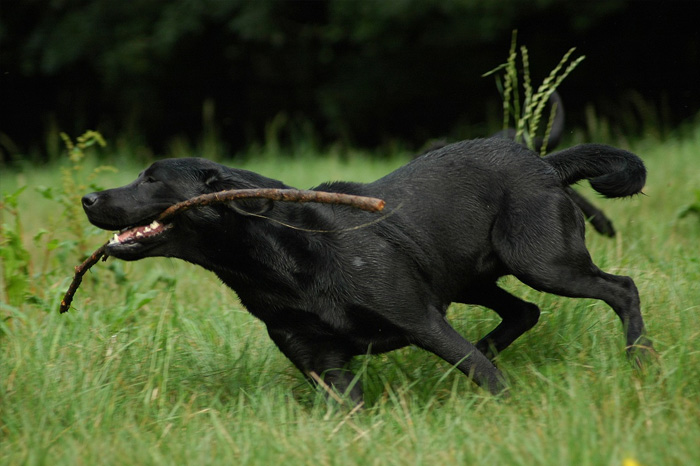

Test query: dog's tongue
[110,220,166,244]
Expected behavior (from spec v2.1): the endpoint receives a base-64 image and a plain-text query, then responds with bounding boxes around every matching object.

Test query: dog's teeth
[135,232,144,237]
[144,226,152,233]
[110,233,119,244]
[150,221,160,229]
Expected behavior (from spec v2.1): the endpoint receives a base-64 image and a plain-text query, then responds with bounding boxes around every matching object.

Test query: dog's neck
[214,207,349,320]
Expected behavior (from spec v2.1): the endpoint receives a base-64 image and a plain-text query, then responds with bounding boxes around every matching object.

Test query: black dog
[82,138,651,404]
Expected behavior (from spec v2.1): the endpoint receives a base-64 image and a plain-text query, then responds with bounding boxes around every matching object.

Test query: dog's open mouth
[108,220,173,247]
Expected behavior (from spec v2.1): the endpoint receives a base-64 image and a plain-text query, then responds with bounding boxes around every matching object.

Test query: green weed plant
[0,130,114,317]
[484,31,585,154]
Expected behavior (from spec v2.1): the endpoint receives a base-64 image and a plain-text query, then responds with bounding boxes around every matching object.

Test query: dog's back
[308,139,566,303]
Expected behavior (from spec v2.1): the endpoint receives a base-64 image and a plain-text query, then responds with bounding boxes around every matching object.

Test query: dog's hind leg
[523,266,652,357]
[494,198,652,359]
[463,284,541,360]
[411,307,508,395]
[565,187,616,237]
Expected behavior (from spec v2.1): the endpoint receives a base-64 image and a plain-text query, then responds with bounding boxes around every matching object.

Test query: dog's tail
[543,144,646,198]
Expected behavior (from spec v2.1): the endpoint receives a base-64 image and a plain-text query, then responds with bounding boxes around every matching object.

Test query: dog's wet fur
[83,138,652,404]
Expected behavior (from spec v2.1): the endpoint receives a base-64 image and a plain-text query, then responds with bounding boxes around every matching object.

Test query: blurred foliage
[0,130,113,313]
[0,186,30,307]
[678,190,700,221]
[1,0,698,158]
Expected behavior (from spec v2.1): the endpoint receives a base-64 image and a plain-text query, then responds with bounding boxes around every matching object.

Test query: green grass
[2,124,700,466]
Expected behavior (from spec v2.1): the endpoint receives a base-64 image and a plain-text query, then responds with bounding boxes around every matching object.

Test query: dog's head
[82,157,282,262]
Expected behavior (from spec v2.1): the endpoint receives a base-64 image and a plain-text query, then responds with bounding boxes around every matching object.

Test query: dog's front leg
[412,309,508,396]
[267,328,363,405]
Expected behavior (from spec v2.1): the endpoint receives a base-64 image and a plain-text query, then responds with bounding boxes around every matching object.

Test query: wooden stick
[156,188,385,222]
[59,188,386,313]
[59,244,107,313]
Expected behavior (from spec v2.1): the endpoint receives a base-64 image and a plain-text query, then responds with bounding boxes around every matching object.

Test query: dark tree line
[1,0,699,160]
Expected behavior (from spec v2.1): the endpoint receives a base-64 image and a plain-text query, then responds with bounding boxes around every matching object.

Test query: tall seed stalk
[484,31,585,155]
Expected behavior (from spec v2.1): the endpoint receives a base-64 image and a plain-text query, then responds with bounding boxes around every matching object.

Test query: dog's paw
[626,336,657,371]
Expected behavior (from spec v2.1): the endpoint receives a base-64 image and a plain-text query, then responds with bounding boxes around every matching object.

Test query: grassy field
[1,124,699,465]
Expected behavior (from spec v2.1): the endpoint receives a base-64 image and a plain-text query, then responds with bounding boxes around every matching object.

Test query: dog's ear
[203,169,274,215]
[204,169,229,191]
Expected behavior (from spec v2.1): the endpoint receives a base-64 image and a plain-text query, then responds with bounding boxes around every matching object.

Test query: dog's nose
[82,192,99,209]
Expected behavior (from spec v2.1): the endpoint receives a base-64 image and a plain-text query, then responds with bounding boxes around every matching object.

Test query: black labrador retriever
[82,138,652,404]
